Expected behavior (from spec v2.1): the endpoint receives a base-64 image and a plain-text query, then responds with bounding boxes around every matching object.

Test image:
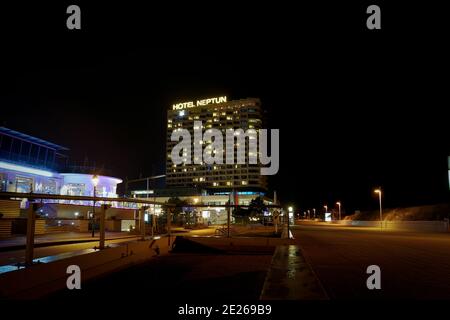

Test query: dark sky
[1,2,449,213]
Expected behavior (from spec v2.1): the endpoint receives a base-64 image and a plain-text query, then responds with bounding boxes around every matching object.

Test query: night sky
[1,2,449,213]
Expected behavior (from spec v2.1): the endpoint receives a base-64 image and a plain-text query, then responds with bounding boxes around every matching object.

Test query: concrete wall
[0,236,176,299]
[105,220,121,232]
[336,220,449,232]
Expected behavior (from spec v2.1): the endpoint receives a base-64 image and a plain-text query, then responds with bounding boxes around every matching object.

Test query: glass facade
[0,127,68,171]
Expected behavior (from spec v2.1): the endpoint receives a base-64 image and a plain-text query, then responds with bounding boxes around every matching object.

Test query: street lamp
[288,206,293,223]
[313,208,316,219]
[91,175,99,237]
[336,202,341,221]
[374,188,382,230]
[287,206,294,237]
[324,205,328,212]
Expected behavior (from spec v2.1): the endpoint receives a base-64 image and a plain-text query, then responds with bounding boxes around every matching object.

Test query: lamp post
[288,206,293,238]
[313,208,316,219]
[336,202,341,221]
[374,188,383,230]
[91,175,99,237]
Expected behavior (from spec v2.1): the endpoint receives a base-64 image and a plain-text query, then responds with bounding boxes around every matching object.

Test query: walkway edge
[260,245,329,300]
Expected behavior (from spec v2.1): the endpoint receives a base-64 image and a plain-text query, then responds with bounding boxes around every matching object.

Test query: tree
[232,197,267,224]
[167,197,187,224]
[249,196,266,215]
[166,197,196,226]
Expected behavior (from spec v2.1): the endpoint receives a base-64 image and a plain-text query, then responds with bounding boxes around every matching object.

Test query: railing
[0,191,283,267]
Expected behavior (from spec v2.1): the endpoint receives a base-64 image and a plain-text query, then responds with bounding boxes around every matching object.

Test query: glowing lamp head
[374,189,381,194]
[336,202,341,206]
[288,206,293,212]
[92,175,99,187]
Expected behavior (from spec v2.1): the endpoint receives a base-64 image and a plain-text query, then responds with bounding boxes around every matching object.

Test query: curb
[260,245,329,300]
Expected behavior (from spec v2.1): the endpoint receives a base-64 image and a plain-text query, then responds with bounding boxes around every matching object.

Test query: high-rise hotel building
[166,97,267,191]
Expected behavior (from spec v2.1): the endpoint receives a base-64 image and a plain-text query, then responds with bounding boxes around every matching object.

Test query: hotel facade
[166,97,268,191]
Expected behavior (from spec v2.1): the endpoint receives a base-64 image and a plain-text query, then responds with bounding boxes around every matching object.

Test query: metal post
[379,192,383,230]
[152,214,155,237]
[91,185,96,237]
[99,204,109,250]
[227,206,231,238]
[25,203,37,266]
[274,210,278,234]
[287,210,290,239]
[167,208,172,246]
[139,206,147,241]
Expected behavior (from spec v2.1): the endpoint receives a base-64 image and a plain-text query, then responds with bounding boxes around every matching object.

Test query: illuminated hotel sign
[172,96,227,110]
